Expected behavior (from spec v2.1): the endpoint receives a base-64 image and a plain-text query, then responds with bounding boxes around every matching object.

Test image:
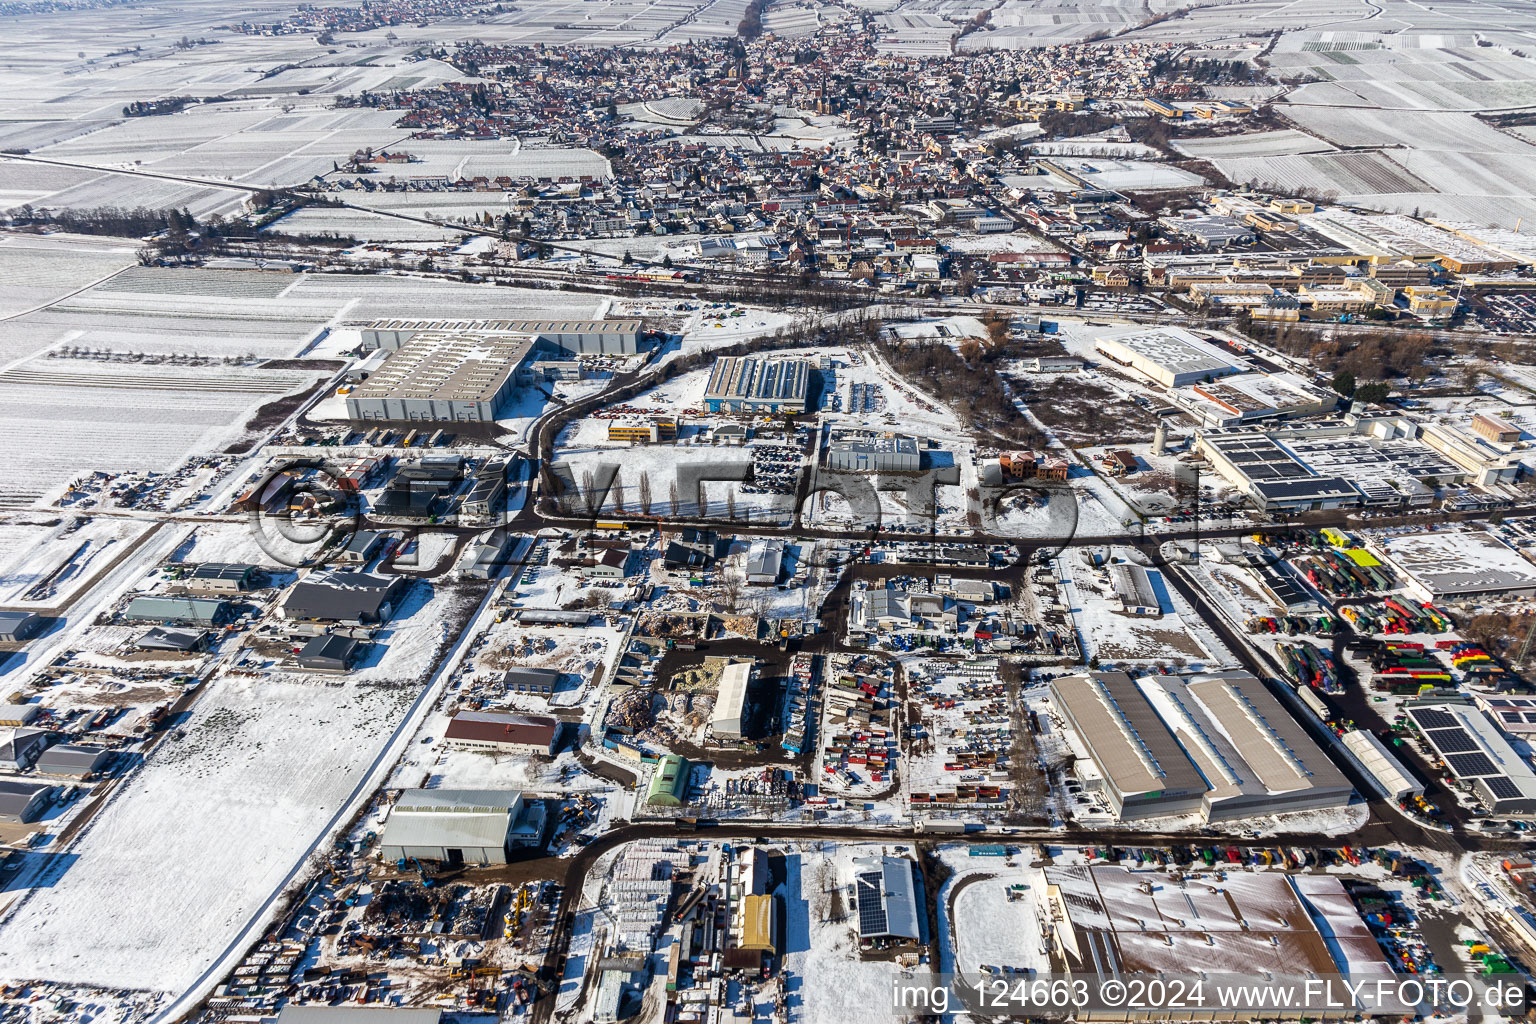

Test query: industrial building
[1406,701,1536,815]
[744,539,783,586]
[1156,213,1255,247]
[123,595,233,627]
[1342,729,1423,801]
[703,356,810,414]
[345,332,539,423]
[503,666,559,698]
[444,710,559,756]
[0,611,41,643]
[33,744,110,779]
[1173,372,1337,427]
[183,562,257,595]
[1049,671,1353,822]
[711,661,754,740]
[1106,563,1161,616]
[851,856,920,943]
[1473,413,1522,443]
[0,705,39,727]
[663,528,718,571]
[136,627,209,653]
[458,532,514,580]
[0,730,48,773]
[608,417,677,444]
[347,319,644,423]
[1303,209,1522,274]
[296,634,361,672]
[339,530,386,564]
[380,789,545,864]
[1046,865,1396,1020]
[280,571,407,625]
[646,754,691,807]
[460,459,511,520]
[1094,326,1243,388]
[735,893,777,958]
[1418,422,1521,487]
[0,779,54,823]
[277,1008,441,1024]
[826,432,921,473]
[1474,694,1536,736]
[1375,530,1536,602]
[357,318,643,354]
[1196,421,1465,512]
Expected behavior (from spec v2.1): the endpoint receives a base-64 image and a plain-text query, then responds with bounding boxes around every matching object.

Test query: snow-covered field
[0,516,151,607]
[0,356,326,505]
[0,234,138,325]
[0,672,420,994]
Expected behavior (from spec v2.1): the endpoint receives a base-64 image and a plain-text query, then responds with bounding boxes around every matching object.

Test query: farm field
[260,207,468,242]
[1172,129,1338,159]
[330,139,611,186]
[1212,151,1436,196]
[0,517,153,608]
[961,0,1146,49]
[0,355,327,504]
[283,273,608,321]
[1279,106,1536,153]
[0,234,139,324]
[0,670,422,994]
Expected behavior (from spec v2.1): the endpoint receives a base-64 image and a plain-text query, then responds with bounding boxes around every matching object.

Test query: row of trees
[10,204,201,239]
[1250,321,1438,382]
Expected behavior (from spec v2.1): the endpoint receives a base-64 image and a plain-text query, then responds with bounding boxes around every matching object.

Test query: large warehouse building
[826,432,921,473]
[347,319,644,423]
[380,789,546,865]
[703,356,810,414]
[1375,530,1536,602]
[1046,865,1397,1020]
[1049,670,1353,822]
[358,318,644,354]
[711,661,754,740]
[1174,371,1337,427]
[1405,700,1536,815]
[345,332,539,423]
[1196,421,1463,512]
[1094,326,1244,387]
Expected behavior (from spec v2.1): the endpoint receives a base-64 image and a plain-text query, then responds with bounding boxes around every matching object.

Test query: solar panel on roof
[1410,708,1458,730]
[855,872,889,935]
[1445,752,1498,777]
[1425,728,1477,754]
[1483,776,1523,801]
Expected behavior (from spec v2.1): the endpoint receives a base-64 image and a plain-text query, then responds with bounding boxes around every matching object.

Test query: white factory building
[1375,530,1536,602]
[1095,325,1244,388]
[711,661,755,740]
[379,789,546,865]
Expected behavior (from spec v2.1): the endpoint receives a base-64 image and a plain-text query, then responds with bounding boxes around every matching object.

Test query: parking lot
[1475,292,1536,333]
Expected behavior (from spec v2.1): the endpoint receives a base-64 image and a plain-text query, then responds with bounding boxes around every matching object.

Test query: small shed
[0,611,41,643]
[297,634,361,672]
[34,744,110,779]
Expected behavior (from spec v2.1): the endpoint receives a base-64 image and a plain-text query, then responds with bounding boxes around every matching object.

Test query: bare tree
[725,487,737,521]
[580,469,599,516]
[638,473,654,516]
[669,479,681,516]
[611,478,625,514]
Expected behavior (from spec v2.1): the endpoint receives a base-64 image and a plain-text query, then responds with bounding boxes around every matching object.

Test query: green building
[646,755,691,807]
